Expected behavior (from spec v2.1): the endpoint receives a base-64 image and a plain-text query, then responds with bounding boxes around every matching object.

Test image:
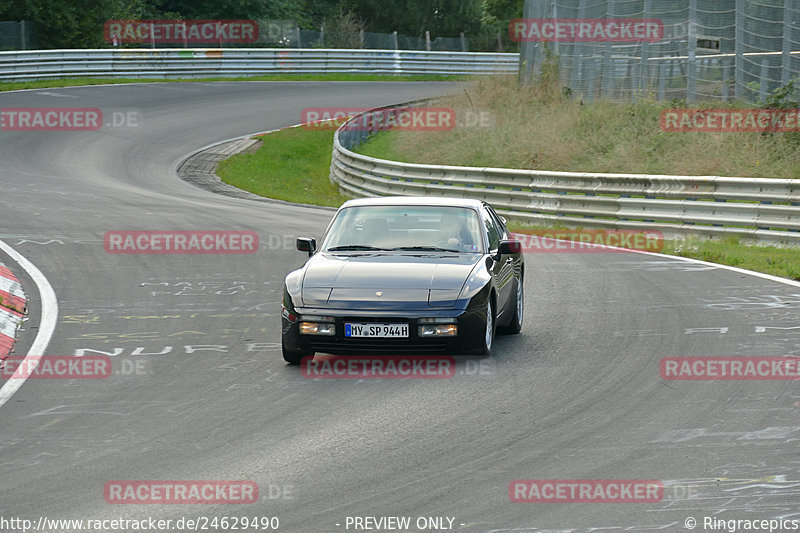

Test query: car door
[481,204,513,316]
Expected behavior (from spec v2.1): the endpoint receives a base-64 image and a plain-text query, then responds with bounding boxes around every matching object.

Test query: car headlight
[299,317,336,336]
[418,318,457,337]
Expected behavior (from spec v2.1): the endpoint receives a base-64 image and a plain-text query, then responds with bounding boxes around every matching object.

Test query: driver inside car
[438,213,477,252]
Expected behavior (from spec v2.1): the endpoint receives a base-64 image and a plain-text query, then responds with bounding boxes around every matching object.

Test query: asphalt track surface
[1,81,799,533]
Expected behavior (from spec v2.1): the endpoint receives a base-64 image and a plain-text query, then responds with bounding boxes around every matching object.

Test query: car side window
[482,207,501,251]
[486,206,509,239]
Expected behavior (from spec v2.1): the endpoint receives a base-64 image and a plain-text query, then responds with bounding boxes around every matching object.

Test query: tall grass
[357,74,800,179]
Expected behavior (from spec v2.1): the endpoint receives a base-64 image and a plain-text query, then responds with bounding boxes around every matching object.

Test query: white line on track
[0,239,58,408]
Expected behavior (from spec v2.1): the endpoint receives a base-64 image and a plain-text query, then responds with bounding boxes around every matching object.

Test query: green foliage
[760,78,800,145]
[481,0,523,28]
[0,0,502,49]
[763,78,800,109]
[322,6,364,49]
[1,0,152,48]
[345,0,484,38]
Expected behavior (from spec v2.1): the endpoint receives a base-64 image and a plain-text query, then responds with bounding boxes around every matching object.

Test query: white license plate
[345,323,409,338]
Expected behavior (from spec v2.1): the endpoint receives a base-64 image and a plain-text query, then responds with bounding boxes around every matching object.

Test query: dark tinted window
[482,206,501,251]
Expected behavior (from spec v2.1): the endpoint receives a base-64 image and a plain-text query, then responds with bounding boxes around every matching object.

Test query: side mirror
[296,237,317,257]
[498,240,521,256]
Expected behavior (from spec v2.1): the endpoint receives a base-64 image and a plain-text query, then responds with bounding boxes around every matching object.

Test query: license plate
[345,323,409,338]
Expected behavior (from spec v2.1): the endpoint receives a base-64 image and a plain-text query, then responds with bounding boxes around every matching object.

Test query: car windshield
[322,205,484,253]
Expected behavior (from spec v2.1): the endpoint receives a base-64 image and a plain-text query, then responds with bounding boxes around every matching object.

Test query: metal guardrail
[331,104,800,243]
[0,48,518,81]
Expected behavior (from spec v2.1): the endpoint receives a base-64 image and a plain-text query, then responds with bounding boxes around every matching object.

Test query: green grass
[0,73,465,92]
[356,130,411,162]
[663,235,800,281]
[506,222,800,281]
[216,123,350,207]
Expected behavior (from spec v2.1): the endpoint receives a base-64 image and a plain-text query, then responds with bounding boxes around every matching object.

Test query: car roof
[339,196,485,210]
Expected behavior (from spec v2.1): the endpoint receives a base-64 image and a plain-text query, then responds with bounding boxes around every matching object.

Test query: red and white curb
[0,262,27,360]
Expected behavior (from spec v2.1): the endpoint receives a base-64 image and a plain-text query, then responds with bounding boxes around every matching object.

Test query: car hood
[301,252,480,309]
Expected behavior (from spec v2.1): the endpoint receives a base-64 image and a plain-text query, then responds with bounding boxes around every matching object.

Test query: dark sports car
[280,197,524,364]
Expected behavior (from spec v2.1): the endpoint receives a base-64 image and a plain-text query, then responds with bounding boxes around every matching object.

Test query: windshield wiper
[391,246,460,253]
[327,245,392,251]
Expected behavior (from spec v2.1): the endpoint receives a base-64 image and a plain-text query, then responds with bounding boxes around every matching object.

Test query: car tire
[282,340,313,365]
[478,295,495,356]
[501,275,524,335]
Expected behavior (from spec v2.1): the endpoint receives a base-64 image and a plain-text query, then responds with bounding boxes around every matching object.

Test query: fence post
[425,30,431,51]
[518,0,538,84]
[782,0,793,86]
[760,59,769,103]
[392,31,398,50]
[586,57,596,103]
[551,0,559,57]
[640,0,652,94]
[20,20,27,50]
[686,0,697,103]
[360,29,365,48]
[460,32,467,52]
[601,0,617,99]
[722,62,730,102]
[658,62,666,100]
[735,0,744,101]
[295,27,301,47]
[570,0,588,97]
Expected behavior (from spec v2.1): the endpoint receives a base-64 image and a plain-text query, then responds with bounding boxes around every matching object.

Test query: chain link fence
[262,22,497,52]
[520,0,800,104]
[1,18,507,53]
[0,21,36,51]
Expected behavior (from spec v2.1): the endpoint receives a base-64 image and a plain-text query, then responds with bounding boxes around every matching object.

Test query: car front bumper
[281,306,488,356]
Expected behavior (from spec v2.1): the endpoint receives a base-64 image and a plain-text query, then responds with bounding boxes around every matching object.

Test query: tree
[0,0,153,48]
[348,0,484,38]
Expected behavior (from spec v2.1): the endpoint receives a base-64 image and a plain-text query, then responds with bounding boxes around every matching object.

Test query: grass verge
[506,222,800,281]
[216,123,349,208]
[0,73,464,93]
